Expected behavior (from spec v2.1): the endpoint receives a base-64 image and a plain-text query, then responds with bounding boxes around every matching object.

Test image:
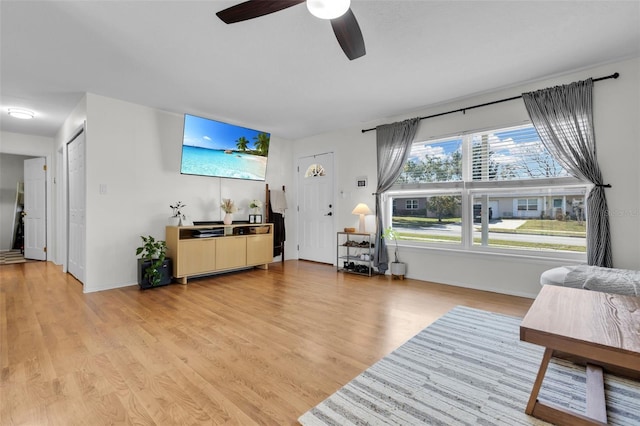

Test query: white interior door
[67,131,86,283]
[23,157,47,260]
[297,152,335,264]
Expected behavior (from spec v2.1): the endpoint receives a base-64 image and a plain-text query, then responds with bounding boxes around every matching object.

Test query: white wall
[293,57,640,298]
[70,94,294,292]
[0,132,55,256]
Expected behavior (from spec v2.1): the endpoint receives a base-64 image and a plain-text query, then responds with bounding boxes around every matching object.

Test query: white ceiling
[1,0,639,140]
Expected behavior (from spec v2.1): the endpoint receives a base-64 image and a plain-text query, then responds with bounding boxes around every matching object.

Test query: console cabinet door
[178,239,216,276]
[246,234,273,265]
[216,237,246,270]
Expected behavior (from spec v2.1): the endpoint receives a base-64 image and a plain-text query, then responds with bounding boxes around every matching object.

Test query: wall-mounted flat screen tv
[180,114,270,181]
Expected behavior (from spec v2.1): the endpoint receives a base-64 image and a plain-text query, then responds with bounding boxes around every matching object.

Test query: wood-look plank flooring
[1,260,533,425]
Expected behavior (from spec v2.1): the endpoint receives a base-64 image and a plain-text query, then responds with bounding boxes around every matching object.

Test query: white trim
[395,241,586,264]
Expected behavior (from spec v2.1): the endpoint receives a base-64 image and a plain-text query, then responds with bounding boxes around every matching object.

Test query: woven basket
[250,226,270,234]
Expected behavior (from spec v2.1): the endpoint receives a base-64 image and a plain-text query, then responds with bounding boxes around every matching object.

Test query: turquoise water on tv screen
[181,145,267,181]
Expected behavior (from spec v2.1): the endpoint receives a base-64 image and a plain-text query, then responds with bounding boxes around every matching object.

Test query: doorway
[0,153,44,258]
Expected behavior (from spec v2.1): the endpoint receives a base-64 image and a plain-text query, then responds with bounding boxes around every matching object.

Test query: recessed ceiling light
[8,108,35,120]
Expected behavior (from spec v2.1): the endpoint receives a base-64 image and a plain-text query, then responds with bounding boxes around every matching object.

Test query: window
[406,199,419,209]
[304,164,325,177]
[517,198,538,211]
[386,124,588,257]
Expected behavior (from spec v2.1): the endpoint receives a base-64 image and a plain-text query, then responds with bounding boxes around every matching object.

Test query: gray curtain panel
[522,78,612,267]
[373,117,421,273]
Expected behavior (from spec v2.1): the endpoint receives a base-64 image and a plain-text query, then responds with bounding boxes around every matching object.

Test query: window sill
[395,241,586,265]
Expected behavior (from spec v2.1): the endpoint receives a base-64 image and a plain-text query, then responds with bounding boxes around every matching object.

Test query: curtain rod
[361,72,620,133]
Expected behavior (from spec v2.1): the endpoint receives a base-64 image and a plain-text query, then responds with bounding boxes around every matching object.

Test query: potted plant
[382,226,406,278]
[135,235,172,289]
[248,199,263,223]
[169,201,186,226]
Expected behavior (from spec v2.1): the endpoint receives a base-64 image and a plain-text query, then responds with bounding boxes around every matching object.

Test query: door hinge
[297,244,299,251]
[44,246,47,252]
[43,165,47,171]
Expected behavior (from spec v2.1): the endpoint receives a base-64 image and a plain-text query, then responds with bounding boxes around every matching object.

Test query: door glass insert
[305,164,326,177]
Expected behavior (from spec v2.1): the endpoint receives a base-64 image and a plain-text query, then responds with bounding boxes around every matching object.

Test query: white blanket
[541,264,640,296]
[270,190,287,214]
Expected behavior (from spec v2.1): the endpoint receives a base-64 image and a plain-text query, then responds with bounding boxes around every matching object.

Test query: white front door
[23,157,47,260]
[297,152,335,264]
[67,131,86,283]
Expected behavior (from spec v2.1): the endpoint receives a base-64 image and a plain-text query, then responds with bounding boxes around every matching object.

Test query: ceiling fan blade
[331,8,366,60]
[216,0,305,24]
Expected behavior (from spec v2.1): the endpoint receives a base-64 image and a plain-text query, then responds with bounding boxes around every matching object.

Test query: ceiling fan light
[7,108,35,120]
[307,0,350,20]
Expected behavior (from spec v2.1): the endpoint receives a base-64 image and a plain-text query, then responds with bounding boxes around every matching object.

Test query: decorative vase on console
[220,198,237,225]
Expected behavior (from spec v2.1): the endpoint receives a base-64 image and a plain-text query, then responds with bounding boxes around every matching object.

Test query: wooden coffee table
[520,285,640,426]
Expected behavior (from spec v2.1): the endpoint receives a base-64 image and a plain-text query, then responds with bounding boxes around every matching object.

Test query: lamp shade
[352,203,372,216]
[306,0,350,20]
[352,203,372,233]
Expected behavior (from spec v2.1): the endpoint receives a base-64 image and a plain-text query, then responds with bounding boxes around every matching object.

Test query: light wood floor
[1,260,533,425]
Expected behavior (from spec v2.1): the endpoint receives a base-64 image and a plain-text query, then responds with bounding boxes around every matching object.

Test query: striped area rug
[298,306,640,425]
[0,250,26,265]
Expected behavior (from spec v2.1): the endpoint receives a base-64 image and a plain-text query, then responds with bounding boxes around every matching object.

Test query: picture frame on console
[249,214,262,224]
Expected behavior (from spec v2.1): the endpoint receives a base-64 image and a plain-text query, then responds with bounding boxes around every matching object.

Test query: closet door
[67,130,86,283]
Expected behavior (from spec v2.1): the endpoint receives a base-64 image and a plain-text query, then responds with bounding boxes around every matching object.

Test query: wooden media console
[166,224,273,284]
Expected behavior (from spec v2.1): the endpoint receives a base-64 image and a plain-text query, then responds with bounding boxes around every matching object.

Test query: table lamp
[352,203,373,233]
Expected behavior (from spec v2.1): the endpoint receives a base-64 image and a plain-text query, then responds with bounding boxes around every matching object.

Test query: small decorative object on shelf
[249,199,263,214]
[221,198,237,225]
[169,201,186,226]
[248,199,263,223]
[337,231,374,277]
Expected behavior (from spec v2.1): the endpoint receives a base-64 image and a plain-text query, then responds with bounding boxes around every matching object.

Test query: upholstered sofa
[540,265,640,296]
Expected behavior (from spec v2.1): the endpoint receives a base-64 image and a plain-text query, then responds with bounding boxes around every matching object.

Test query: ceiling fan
[216,0,366,60]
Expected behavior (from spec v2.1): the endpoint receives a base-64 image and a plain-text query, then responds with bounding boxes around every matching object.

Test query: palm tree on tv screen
[236,136,249,152]
[254,133,270,156]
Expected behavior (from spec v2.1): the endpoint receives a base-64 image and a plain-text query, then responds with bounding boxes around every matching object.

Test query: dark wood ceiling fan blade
[216,0,305,24]
[331,9,366,60]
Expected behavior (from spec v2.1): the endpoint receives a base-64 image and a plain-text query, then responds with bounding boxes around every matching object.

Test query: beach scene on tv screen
[181,114,270,180]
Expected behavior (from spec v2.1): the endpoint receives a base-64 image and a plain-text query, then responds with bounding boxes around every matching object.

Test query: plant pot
[138,258,173,289]
[390,261,406,277]
[168,217,180,226]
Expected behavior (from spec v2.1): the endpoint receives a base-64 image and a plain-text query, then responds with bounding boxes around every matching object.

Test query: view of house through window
[387,124,588,255]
